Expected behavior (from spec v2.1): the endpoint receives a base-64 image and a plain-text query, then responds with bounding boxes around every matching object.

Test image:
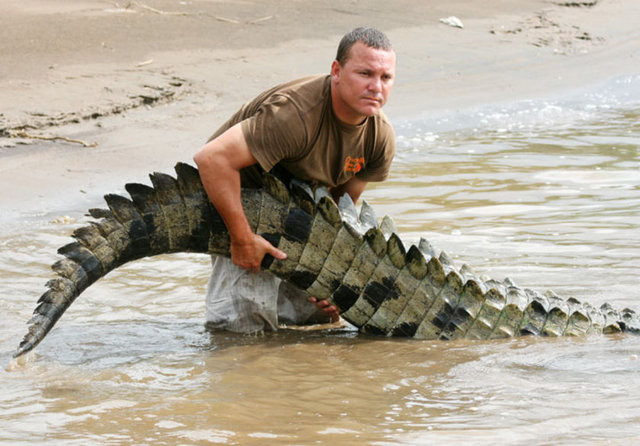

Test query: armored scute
[14,163,640,358]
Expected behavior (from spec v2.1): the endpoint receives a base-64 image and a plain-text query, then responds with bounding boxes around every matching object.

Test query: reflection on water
[2,80,639,444]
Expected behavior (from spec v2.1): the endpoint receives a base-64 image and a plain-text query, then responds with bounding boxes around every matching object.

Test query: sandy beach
[1,0,638,224]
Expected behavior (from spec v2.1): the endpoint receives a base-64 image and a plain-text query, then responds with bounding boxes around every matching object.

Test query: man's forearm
[331,175,369,204]
[194,124,257,244]
[195,150,253,245]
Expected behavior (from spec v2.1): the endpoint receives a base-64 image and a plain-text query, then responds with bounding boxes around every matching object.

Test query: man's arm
[330,175,369,204]
[193,123,286,272]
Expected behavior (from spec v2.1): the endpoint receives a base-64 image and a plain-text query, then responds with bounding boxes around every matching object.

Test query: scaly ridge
[268,204,313,279]
[330,227,386,313]
[149,172,190,251]
[517,289,549,336]
[465,285,507,340]
[414,270,464,339]
[88,209,135,263]
[304,224,361,299]
[104,194,150,260]
[440,277,487,340]
[175,162,214,252]
[390,254,445,337]
[72,224,119,272]
[125,182,171,255]
[362,245,425,335]
[341,233,405,327]
[289,203,340,289]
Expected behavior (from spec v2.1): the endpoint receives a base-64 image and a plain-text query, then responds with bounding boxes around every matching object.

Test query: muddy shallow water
[1,75,639,445]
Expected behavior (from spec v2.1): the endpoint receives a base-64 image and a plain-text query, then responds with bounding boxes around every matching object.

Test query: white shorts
[205,256,327,333]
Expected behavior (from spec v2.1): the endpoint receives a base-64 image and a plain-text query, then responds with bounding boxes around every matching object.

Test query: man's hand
[308,296,340,322]
[230,233,287,273]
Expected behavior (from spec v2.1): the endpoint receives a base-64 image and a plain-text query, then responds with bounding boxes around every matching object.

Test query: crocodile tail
[290,193,632,340]
[15,162,640,356]
[14,162,217,357]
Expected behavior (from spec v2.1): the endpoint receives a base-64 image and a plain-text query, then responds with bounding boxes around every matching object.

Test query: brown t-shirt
[210,75,395,189]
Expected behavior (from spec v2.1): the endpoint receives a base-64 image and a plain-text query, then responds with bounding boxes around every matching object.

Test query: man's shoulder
[267,74,330,111]
[372,108,391,125]
[271,74,329,95]
[370,110,395,139]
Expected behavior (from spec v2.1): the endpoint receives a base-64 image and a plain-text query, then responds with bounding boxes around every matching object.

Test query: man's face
[331,41,396,125]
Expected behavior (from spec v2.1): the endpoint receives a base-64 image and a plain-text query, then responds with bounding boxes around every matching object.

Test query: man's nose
[368,77,382,93]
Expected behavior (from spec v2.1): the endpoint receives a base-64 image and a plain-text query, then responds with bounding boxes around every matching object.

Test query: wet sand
[0,0,638,222]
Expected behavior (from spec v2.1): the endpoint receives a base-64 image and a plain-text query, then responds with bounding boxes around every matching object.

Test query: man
[193,27,396,332]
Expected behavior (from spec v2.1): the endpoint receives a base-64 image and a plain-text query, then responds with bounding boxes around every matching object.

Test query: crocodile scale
[14,162,640,357]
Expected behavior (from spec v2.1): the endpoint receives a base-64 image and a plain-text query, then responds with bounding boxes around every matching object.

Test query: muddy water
[2,76,639,444]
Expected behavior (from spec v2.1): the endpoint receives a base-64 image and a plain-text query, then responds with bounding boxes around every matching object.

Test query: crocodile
[14,162,640,358]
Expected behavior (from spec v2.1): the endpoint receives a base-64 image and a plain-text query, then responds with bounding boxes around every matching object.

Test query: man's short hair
[335,27,393,65]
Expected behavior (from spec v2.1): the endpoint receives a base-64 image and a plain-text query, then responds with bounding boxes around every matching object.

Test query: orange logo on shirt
[344,156,365,173]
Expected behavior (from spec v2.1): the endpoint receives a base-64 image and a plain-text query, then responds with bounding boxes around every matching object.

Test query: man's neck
[330,83,367,126]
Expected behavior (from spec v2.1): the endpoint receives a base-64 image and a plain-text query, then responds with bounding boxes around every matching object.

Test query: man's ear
[330,60,341,81]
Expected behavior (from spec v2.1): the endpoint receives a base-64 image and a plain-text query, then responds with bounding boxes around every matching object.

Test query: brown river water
[1,76,639,444]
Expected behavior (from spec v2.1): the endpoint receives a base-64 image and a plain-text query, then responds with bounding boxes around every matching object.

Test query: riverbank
[1,0,638,224]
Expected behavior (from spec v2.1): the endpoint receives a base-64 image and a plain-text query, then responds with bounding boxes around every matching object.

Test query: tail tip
[13,340,35,359]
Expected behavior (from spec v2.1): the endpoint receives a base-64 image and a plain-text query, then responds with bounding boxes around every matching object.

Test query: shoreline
[1,0,638,226]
